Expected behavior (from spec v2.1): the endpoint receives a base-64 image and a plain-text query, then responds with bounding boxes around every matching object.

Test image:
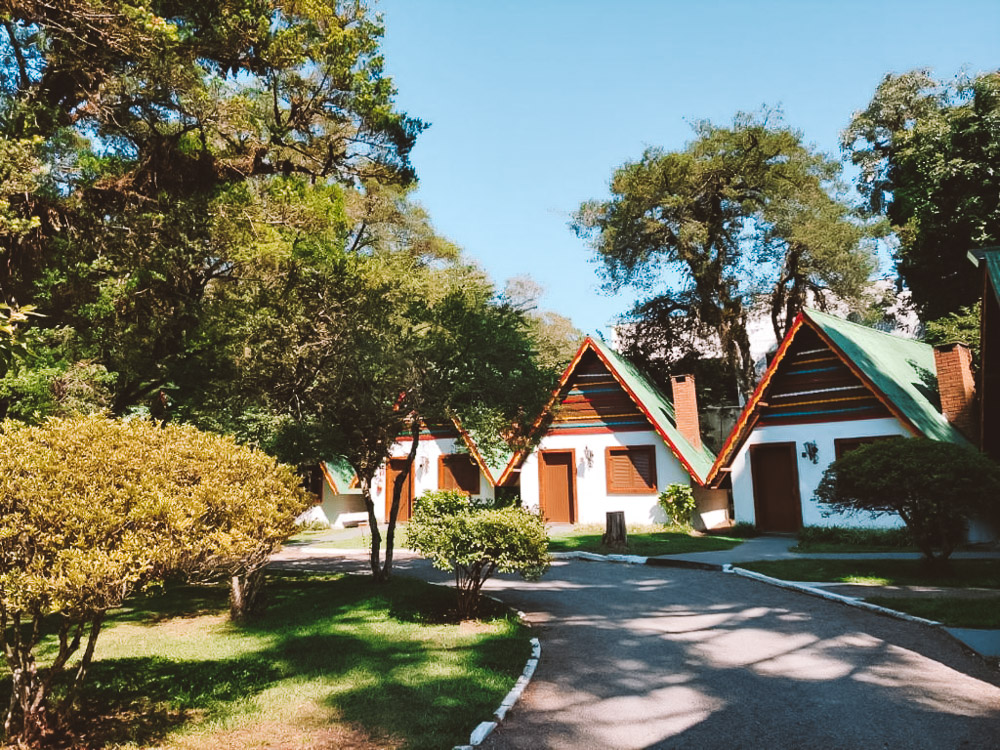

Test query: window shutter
[439,455,480,495]
[606,446,656,493]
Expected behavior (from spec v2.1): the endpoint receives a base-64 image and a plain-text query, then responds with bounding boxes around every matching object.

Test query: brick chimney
[670,374,702,451]
[933,343,978,440]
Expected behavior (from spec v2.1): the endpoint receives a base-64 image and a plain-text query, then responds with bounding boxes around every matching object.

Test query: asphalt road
[273,552,1000,749]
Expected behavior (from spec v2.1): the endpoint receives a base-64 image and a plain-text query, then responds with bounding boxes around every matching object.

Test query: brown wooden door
[539,450,575,523]
[385,458,414,522]
[749,443,802,532]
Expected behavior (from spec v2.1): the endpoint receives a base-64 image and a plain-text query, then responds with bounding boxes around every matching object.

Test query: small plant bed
[2,573,528,749]
[548,524,742,557]
[738,559,1000,589]
[792,526,918,554]
[864,596,1000,629]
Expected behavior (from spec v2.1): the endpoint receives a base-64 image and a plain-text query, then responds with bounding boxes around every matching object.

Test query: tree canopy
[843,69,1000,320]
[574,112,878,400]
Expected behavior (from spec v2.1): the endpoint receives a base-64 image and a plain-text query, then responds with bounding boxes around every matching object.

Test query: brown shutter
[606,446,657,493]
[439,454,481,495]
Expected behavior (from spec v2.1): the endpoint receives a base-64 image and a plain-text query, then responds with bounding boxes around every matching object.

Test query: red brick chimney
[670,374,702,451]
[933,343,978,440]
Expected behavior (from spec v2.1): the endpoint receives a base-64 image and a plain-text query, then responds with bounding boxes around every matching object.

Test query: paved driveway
[274,552,1000,749]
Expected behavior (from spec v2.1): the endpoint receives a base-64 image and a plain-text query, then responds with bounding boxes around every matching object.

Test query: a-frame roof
[970,247,1000,307]
[452,417,514,487]
[321,456,358,494]
[499,336,716,486]
[707,308,971,484]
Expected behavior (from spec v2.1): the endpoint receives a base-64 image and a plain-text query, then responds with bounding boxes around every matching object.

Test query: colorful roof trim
[500,336,717,485]
[321,456,358,494]
[707,308,970,484]
[452,417,514,487]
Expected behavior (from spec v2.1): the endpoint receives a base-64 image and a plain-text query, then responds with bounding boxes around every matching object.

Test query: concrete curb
[453,636,541,750]
[728,565,1000,663]
[550,550,648,565]
[727,565,941,627]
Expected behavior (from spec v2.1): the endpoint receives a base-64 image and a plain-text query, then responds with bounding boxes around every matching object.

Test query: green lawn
[865,596,1000,628]
[11,574,528,750]
[288,525,390,550]
[738,559,1000,589]
[548,524,742,557]
[791,526,917,554]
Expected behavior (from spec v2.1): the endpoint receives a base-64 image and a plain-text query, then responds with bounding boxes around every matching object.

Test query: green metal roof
[984,251,1000,307]
[323,456,358,494]
[588,337,718,484]
[458,424,514,486]
[804,308,970,445]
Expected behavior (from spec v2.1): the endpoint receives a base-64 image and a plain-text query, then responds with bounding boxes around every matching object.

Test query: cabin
[499,336,728,528]
[295,456,366,529]
[971,248,1000,462]
[374,421,510,522]
[708,308,981,535]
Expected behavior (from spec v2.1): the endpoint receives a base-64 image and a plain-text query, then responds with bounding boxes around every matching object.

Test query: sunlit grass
[865,596,1000,628]
[3,574,528,749]
[548,523,742,556]
[738,559,1000,589]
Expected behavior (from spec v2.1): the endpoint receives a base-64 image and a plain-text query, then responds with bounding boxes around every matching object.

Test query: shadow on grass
[1,573,526,749]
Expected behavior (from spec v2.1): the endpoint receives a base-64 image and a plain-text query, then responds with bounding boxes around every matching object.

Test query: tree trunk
[602,511,628,548]
[358,473,385,581]
[229,562,268,620]
[381,418,421,582]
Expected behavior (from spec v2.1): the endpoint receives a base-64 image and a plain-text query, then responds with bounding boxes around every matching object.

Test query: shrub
[814,437,1000,561]
[406,490,549,618]
[0,415,309,744]
[796,525,913,550]
[726,521,760,538]
[658,483,696,527]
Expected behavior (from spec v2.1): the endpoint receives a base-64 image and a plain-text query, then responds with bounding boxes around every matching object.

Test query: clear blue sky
[377,0,1000,338]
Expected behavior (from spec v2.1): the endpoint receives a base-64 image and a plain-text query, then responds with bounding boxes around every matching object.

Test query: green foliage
[575,110,879,399]
[795,525,913,552]
[813,437,1000,561]
[658,483,696,527]
[727,522,761,538]
[924,302,981,370]
[406,491,550,618]
[0,415,308,743]
[843,69,1000,319]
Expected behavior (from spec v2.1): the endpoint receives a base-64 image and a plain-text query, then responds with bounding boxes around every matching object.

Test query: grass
[792,525,917,554]
[738,558,1000,589]
[288,525,392,550]
[6,573,528,750]
[548,523,742,557]
[865,596,1000,629]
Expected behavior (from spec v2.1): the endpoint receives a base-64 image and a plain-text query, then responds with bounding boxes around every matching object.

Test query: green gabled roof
[803,308,970,445]
[983,250,1000,306]
[323,456,358,494]
[458,422,514,486]
[587,337,717,484]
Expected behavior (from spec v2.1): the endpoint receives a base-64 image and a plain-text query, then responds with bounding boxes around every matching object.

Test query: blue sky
[377,1,1000,338]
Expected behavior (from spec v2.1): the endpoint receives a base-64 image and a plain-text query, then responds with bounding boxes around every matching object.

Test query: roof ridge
[803,307,928,347]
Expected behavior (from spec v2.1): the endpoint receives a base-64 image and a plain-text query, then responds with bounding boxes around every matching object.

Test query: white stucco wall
[518,429,691,525]
[730,417,909,529]
[320,482,367,528]
[373,437,495,512]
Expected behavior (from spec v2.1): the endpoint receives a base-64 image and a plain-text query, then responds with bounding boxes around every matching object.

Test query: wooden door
[749,443,801,532]
[539,450,575,523]
[385,458,414,522]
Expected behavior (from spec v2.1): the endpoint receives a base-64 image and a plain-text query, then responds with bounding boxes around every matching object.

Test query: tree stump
[602,511,627,549]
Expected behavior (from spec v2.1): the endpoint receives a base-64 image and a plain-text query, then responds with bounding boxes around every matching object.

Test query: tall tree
[843,69,1000,320]
[0,0,422,417]
[573,112,877,399]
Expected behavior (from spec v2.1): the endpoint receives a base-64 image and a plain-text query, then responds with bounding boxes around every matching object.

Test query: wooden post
[602,511,627,548]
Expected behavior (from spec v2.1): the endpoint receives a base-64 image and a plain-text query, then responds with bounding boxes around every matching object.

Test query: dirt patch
[166,719,396,750]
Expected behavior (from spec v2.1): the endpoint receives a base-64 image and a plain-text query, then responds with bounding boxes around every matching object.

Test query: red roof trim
[498,335,708,486]
[451,414,500,486]
[706,313,805,484]
[319,461,339,494]
[706,311,924,485]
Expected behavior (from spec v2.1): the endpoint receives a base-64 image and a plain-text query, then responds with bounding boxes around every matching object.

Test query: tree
[842,69,1000,320]
[0,415,308,744]
[405,490,549,619]
[813,438,1000,563]
[574,111,878,399]
[503,275,584,373]
[0,0,422,419]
